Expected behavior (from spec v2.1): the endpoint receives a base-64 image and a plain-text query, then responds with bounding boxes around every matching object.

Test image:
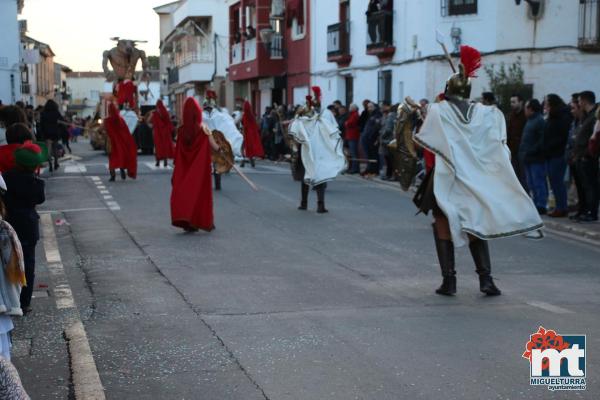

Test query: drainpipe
[211,33,218,84]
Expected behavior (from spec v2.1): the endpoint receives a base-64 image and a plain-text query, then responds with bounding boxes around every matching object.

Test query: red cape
[241,101,264,158]
[152,100,175,159]
[105,104,138,178]
[0,144,20,172]
[117,80,137,108]
[171,98,214,231]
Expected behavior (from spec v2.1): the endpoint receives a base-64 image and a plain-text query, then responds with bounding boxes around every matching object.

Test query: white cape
[120,110,138,135]
[414,102,543,247]
[288,109,346,186]
[203,109,243,157]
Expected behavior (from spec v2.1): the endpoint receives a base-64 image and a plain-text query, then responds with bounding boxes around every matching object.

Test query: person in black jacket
[40,99,64,172]
[1,142,46,314]
[520,99,547,214]
[361,102,382,176]
[543,94,571,217]
[570,91,599,222]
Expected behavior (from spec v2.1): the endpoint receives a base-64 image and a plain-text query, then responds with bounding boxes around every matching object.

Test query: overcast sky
[20,0,167,71]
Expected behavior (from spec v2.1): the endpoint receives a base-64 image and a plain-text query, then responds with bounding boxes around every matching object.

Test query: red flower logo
[522,326,570,371]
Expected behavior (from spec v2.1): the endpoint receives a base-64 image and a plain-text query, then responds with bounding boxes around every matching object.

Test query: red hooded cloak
[241,101,264,159]
[104,103,138,178]
[152,100,175,160]
[170,98,214,232]
[0,144,20,172]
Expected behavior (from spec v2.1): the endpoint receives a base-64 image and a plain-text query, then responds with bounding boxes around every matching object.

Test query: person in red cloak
[171,97,221,232]
[240,100,264,168]
[151,100,175,167]
[116,80,137,109]
[104,103,138,181]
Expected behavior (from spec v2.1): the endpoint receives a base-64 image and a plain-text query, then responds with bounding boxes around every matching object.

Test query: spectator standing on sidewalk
[507,94,528,190]
[378,101,396,180]
[361,102,381,177]
[1,142,45,315]
[567,94,584,216]
[570,91,599,222]
[344,104,361,174]
[520,99,548,214]
[543,94,571,218]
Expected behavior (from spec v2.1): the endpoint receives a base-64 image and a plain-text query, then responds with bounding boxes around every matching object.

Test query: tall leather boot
[214,173,221,191]
[109,169,116,182]
[433,225,456,295]
[469,239,501,296]
[316,184,328,213]
[120,169,126,180]
[298,182,309,210]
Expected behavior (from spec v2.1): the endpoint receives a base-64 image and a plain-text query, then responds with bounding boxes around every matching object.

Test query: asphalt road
[23,141,599,399]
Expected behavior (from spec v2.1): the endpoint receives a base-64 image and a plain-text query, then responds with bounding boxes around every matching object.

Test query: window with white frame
[290,0,306,40]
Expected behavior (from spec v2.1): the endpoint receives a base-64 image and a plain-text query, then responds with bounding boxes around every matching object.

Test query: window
[378,70,392,104]
[441,0,477,17]
[579,0,600,50]
[344,75,353,107]
[289,0,306,40]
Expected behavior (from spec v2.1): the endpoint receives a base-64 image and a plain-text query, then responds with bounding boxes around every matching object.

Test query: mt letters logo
[522,326,586,391]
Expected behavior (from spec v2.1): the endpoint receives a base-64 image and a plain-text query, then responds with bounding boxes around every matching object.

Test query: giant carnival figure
[102,38,150,110]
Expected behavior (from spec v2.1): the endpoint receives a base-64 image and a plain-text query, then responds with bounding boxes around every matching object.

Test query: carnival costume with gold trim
[413,45,543,296]
[288,87,346,213]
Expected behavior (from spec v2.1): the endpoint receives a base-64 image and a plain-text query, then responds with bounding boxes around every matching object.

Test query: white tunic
[414,101,543,247]
[203,109,244,157]
[288,109,346,186]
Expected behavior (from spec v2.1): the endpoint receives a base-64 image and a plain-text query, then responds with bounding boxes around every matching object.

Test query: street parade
[0,0,599,398]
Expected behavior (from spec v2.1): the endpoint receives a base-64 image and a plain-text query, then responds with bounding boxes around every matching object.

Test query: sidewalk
[345,172,600,245]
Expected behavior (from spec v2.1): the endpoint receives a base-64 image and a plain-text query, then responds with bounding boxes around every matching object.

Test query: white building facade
[311,0,600,107]
[154,0,230,119]
[0,0,24,104]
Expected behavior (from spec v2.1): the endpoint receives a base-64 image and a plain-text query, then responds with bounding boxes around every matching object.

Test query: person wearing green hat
[1,141,46,314]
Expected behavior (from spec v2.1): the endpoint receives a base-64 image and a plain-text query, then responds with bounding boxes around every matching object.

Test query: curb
[542,218,600,243]
[345,174,600,244]
[65,321,106,400]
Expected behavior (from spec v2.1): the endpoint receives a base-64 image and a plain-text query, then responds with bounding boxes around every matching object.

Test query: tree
[484,58,532,114]
[147,56,160,70]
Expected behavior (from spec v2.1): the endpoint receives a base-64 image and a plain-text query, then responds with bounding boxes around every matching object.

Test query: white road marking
[64,164,87,173]
[527,301,574,314]
[144,161,172,170]
[103,195,113,200]
[97,185,106,190]
[100,190,109,194]
[91,176,100,181]
[41,214,106,398]
[106,201,121,211]
[39,207,109,214]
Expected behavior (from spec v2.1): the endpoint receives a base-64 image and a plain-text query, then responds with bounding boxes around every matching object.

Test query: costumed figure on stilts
[202,90,244,190]
[288,87,346,213]
[102,38,150,112]
[104,103,138,181]
[171,97,222,232]
[240,100,264,168]
[151,100,175,167]
[412,45,543,296]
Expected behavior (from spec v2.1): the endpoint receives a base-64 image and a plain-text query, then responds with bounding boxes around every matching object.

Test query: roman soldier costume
[413,46,543,296]
[288,86,346,213]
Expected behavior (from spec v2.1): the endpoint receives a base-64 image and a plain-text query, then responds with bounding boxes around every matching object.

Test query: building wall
[0,0,22,104]
[311,0,600,107]
[285,0,311,105]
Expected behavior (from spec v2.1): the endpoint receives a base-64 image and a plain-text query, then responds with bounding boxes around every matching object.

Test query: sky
[20,0,168,71]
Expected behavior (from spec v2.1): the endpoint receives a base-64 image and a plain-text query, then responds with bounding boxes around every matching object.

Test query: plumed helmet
[203,90,218,108]
[445,46,481,100]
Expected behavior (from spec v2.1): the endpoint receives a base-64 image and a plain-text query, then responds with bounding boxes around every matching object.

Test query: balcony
[244,38,257,61]
[327,21,352,66]
[231,42,242,64]
[178,62,214,85]
[579,0,600,51]
[366,10,395,60]
[270,33,284,59]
